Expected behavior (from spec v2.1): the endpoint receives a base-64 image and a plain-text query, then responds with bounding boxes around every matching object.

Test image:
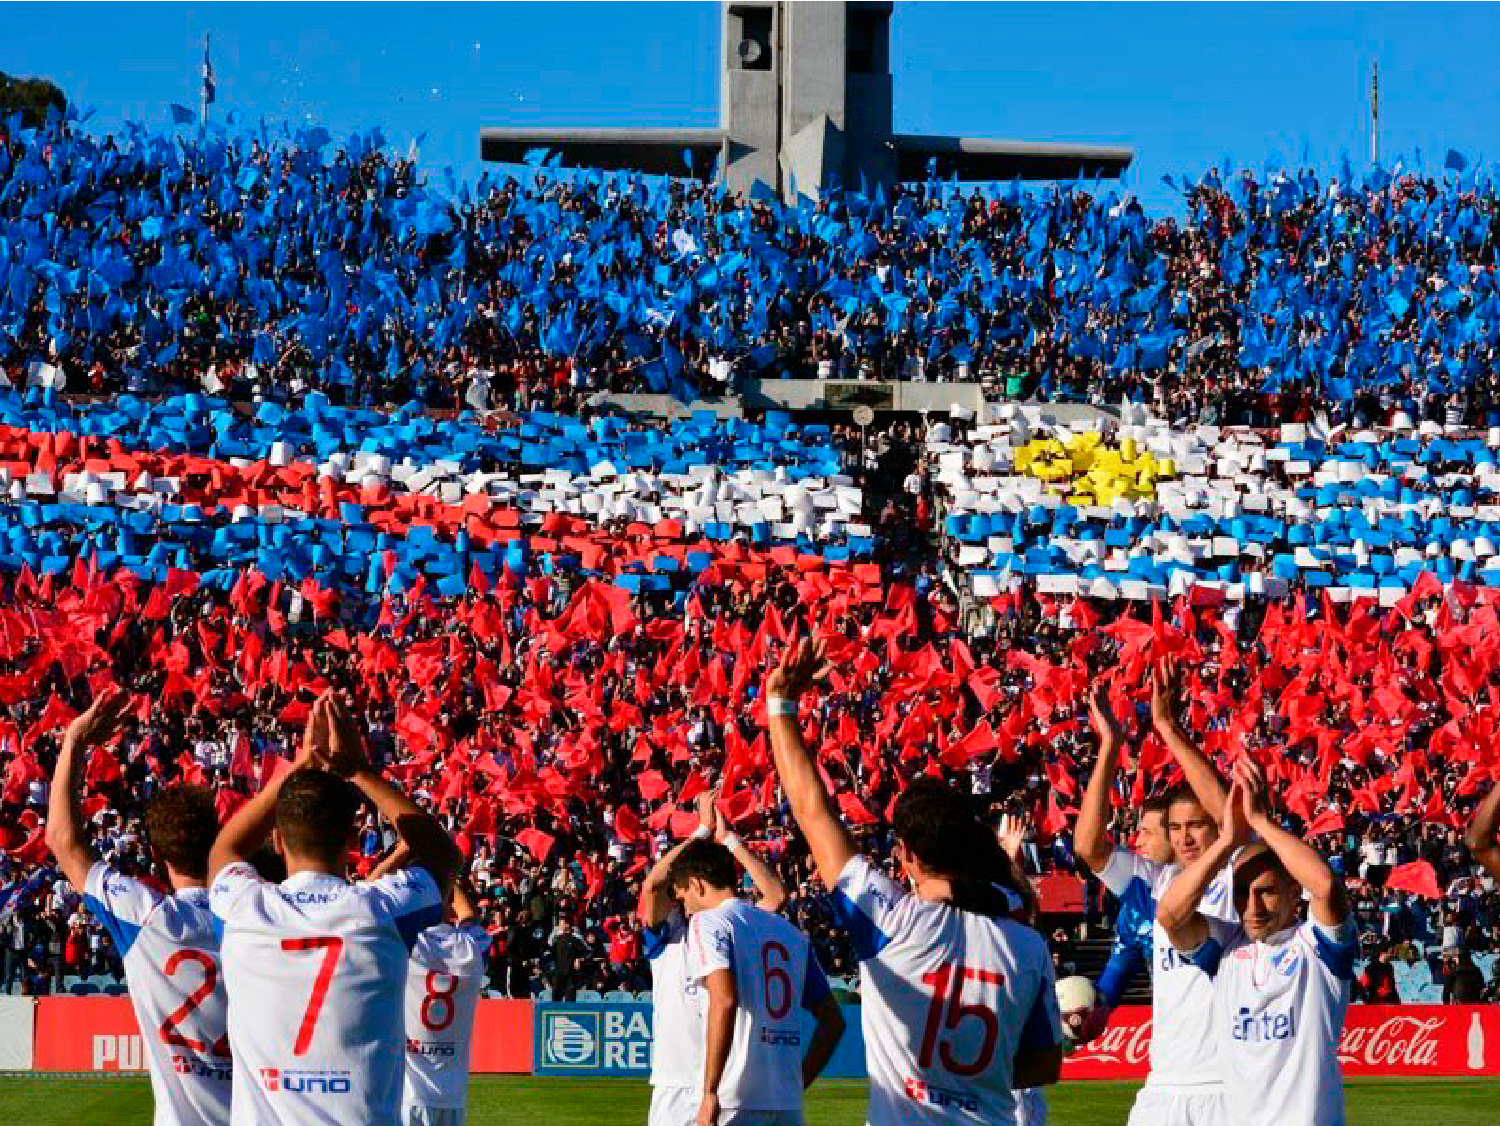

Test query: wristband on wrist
[721,832,744,853]
[691,824,713,841]
[767,696,798,717]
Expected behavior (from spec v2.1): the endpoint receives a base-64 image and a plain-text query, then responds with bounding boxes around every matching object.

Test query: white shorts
[1127,1085,1227,1126]
[1014,1087,1048,1126]
[403,1106,464,1126]
[720,1113,803,1126]
[649,1086,699,1126]
[648,1088,802,1126]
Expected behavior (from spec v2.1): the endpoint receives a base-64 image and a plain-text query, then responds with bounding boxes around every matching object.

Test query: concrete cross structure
[481,1,1132,201]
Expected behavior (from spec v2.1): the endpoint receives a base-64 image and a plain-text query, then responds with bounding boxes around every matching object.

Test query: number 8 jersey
[210,864,443,1126]
[829,856,1062,1126]
[83,862,231,1126]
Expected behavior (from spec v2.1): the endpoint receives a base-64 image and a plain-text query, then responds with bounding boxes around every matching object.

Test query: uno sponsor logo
[903,1076,979,1113]
[1337,1015,1443,1069]
[759,1029,803,1047]
[406,1038,457,1058]
[258,1067,353,1094]
[170,1055,232,1080]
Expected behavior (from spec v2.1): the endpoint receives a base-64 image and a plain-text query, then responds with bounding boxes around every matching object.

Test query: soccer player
[766,637,1062,1126]
[671,838,845,1126]
[365,841,491,1126]
[638,787,789,1126]
[1158,758,1358,1126]
[1465,781,1500,881]
[1074,669,1234,1126]
[46,689,231,1126]
[402,875,489,1126]
[208,693,460,1126]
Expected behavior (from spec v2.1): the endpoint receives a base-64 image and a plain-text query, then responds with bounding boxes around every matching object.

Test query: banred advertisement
[34,997,531,1074]
[1063,1004,1500,1079]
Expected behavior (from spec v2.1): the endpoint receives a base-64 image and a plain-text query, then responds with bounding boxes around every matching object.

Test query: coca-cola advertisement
[1063,1005,1500,1080]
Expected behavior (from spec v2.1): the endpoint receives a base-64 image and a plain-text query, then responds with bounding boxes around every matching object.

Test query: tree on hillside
[0,71,67,129]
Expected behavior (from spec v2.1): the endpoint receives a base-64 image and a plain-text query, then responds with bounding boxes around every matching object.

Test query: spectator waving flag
[201,33,216,111]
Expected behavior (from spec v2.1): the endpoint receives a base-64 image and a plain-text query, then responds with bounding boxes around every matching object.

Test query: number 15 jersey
[829,856,1062,1126]
[209,864,443,1126]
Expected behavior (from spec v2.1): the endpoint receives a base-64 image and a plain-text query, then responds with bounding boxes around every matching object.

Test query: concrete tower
[481,2,1132,200]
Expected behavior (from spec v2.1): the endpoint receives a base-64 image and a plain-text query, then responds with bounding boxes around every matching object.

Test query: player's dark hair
[892,777,1024,919]
[1161,783,1205,816]
[1141,791,1174,817]
[143,786,219,880]
[667,839,738,892]
[275,769,362,866]
[1233,846,1294,900]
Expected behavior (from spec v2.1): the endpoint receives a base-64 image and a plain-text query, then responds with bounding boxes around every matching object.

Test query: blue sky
[4,2,1500,213]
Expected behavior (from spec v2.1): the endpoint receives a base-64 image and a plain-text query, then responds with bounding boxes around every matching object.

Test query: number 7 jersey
[83,862,230,1126]
[829,856,1062,1126]
[209,864,443,1126]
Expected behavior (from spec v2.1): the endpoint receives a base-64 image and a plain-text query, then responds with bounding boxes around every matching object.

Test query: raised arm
[1074,682,1125,874]
[1465,781,1500,882]
[765,638,856,890]
[329,696,460,899]
[637,788,715,928]
[1151,659,1227,823]
[365,840,412,882]
[1157,776,1248,951]
[716,809,786,914]
[997,812,1039,924]
[1236,757,1348,926]
[46,691,133,892]
[209,693,324,879]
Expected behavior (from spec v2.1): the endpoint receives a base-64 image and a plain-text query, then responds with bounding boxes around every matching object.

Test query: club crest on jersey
[1267,946,1303,977]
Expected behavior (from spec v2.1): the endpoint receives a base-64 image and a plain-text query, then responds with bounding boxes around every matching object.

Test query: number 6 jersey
[209,863,443,1126]
[83,861,231,1126]
[829,855,1062,1126]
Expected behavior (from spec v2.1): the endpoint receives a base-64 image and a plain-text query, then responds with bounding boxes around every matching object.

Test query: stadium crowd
[0,112,1496,1012]
[4,112,1500,420]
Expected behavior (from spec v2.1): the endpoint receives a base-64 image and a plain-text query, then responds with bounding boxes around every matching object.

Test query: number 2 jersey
[684,897,832,1112]
[209,864,443,1126]
[829,855,1062,1126]
[83,862,230,1126]
[401,921,492,1111]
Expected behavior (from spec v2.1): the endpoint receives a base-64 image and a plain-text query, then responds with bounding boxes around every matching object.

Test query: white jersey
[210,863,443,1126]
[83,862,231,1126]
[1201,918,1357,1126]
[644,910,702,1091]
[829,856,1061,1126]
[1100,850,1237,1089]
[402,922,491,1112]
[685,898,831,1112]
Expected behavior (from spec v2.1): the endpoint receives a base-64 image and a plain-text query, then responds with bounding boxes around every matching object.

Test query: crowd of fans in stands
[0,114,1497,1003]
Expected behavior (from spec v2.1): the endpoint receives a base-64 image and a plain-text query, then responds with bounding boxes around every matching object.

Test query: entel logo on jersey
[1233,1006,1298,1042]
[258,1068,353,1094]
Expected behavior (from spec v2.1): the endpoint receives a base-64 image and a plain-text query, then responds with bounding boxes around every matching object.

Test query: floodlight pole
[1370,61,1378,166]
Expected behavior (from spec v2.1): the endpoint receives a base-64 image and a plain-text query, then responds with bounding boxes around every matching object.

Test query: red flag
[1385,860,1441,900]
[1305,807,1345,837]
[517,828,555,863]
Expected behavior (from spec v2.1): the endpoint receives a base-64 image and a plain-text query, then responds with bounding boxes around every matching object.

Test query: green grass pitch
[0,1076,1497,1124]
